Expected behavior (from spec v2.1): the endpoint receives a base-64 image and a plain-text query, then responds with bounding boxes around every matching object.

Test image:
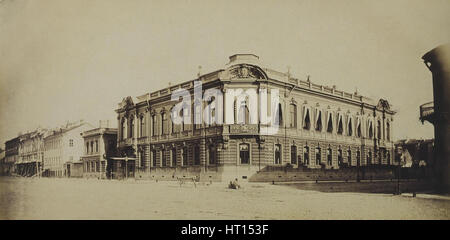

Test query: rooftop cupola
[227,54,260,66]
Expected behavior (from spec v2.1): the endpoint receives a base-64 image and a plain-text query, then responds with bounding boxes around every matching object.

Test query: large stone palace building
[116,54,396,181]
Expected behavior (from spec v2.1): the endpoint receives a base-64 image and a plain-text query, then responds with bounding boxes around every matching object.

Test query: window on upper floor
[121,119,126,140]
[129,118,135,138]
[315,111,322,131]
[348,118,353,136]
[337,116,343,135]
[327,114,333,133]
[303,108,311,130]
[162,112,168,135]
[386,122,390,141]
[377,120,381,139]
[69,139,74,147]
[140,115,145,137]
[368,122,373,139]
[289,104,297,128]
[152,115,157,136]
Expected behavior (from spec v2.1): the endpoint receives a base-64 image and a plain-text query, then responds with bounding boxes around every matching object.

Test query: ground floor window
[161,150,166,167]
[171,148,177,167]
[194,145,200,165]
[327,148,332,165]
[140,151,145,168]
[304,146,310,165]
[152,150,157,167]
[209,146,216,165]
[291,145,297,165]
[387,151,391,165]
[347,150,352,166]
[315,147,321,165]
[367,151,372,165]
[338,149,343,166]
[182,147,188,166]
[274,144,281,164]
[239,143,250,164]
[356,150,361,166]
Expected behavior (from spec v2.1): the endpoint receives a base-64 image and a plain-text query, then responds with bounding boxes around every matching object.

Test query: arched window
[152,115,157,136]
[377,120,381,139]
[315,147,321,165]
[386,122,390,141]
[368,122,373,139]
[180,109,185,132]
[194,101,202,129]
[275,103,283,127]
[274,144,281,164]
[327,148,332,165]
[289,104,297,128]
[139,115,145,137]
[337,116,343,135]
[121,119,126,140]
[304,146,310,165]
[315,111,322,131]
[357,122,362,137]
[161,112,168,135]
[237,100,250,124]
[129,117,134,138]
[303,109,311,130]
[327,114,333,133]
[348,118,353,136]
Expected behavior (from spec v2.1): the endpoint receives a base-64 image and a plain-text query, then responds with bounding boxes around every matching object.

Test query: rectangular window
[171,148,177,167]
[194,145,200,165]
[209,146,216,165]
[152,150,157,167]
[69,139,74,147]
[239,144,250,164]
[182,147,188,166]
[162,113,168,135]
[290,145,297,165]
[275,144,281,164]
[161,150,166,167]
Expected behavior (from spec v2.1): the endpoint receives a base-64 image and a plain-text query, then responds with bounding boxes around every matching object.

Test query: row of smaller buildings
[0,120,119,179]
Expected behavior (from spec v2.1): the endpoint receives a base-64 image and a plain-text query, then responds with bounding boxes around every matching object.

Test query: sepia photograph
[0,0,449,224]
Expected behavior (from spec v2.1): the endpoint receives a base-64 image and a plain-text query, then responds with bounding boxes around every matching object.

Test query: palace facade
[116,54,396,181]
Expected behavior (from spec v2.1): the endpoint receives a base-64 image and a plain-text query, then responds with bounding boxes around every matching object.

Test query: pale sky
[1,0,449,146]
